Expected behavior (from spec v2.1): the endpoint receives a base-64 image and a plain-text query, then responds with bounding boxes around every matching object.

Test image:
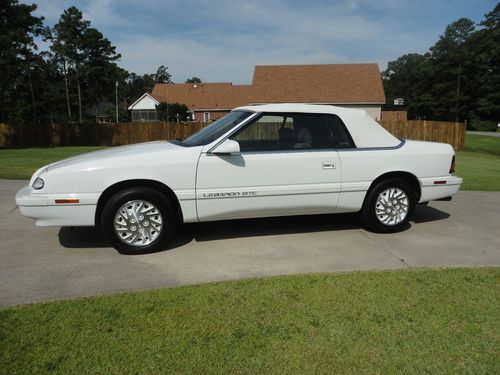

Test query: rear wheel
[362,178,416,233]
[100,187,175,254]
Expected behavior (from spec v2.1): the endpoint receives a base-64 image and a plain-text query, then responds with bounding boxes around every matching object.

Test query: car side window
[230,113,335,152]
[325,115,355,149]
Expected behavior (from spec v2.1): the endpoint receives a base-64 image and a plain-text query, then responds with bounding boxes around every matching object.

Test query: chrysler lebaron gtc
[16,104,462,253]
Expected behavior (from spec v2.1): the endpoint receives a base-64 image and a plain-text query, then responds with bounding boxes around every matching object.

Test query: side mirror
[210,139,240,155]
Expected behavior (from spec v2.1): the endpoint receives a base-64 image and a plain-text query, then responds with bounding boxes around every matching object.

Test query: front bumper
[16,185,97,227]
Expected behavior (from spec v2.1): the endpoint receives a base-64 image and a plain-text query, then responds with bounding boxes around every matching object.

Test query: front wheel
[100,187,175,254]
[361,178,416,233]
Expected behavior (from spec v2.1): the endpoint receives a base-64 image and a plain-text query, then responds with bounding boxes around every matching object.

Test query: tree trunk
[0,77,5,122]
[62,58,71,120]
[76,70,82,124]
[455,61,462,122]
[95,79,98,123]
[27,64,39,123]
[75,49,82,124]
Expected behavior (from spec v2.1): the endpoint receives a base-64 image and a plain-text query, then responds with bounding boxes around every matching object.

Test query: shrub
[469,119,497,131]
[156,102,189,122]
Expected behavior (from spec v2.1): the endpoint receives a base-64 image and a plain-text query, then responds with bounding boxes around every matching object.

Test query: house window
[203,112,210,123]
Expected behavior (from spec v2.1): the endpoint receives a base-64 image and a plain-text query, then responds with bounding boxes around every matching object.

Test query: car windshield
[182,111,254,146]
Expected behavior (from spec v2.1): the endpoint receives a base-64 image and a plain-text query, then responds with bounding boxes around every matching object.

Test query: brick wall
[192,110,230,122]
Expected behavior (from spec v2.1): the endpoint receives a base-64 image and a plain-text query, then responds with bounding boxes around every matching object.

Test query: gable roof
[151,83,250,110]
[148,63,385,110]
[127,92,159,110]
[250,63,385,104]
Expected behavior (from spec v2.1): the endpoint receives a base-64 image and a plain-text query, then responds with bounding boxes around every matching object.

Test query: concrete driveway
[467,131,500,137]
[1,179,499,307]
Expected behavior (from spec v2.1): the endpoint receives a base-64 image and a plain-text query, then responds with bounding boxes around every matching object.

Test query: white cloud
[81,0,126,27]
[24,0,495,81]
[117,35,349,83]
[111,0,387,81]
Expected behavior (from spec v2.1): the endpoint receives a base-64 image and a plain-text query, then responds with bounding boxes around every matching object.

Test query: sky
[26,0,497,84]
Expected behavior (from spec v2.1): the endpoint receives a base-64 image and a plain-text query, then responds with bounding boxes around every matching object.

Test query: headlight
[33,177,45,190]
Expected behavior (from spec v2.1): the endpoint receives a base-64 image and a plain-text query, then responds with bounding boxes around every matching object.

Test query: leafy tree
[481,2,500,28]
[156,102,189,122]
[7,52,66,123]
[51,7,91,123]
[154,65,172,84]
[50,7,127,123]
[123,72,155,106]
[0,0,44,122]
[429,18,476,121]
[469,3,500,123]
[104,103,128,122]
[2,3,130,123]
[383,3,500,123]
[382,53,432,119]
[123,66,173,111]
[185,77,202,83]
[81,27,125,122]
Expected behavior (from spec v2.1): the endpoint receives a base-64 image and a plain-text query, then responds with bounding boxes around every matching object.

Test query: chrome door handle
[322,161,336,169]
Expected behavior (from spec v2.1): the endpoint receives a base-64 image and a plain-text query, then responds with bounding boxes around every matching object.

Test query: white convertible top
[234,103,401,148]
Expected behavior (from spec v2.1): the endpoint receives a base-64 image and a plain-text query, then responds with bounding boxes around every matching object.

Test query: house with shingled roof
[128,63,386,122]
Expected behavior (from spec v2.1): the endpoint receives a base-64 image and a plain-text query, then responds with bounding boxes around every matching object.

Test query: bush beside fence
[0,119,466,150]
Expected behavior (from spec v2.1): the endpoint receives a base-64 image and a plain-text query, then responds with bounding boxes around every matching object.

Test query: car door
[195,113,343,221]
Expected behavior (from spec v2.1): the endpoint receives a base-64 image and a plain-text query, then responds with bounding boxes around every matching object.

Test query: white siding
[129,95,158,110]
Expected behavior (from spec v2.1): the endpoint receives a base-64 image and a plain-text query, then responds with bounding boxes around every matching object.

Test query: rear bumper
[419,176,462,203]
[16,185,97,226]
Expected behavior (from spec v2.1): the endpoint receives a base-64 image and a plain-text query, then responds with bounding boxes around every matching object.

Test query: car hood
[47,141,183,172]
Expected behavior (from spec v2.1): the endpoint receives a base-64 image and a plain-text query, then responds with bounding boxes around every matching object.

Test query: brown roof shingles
[151,83,250,110]
[150,63,385,110]
[251,63,385,103]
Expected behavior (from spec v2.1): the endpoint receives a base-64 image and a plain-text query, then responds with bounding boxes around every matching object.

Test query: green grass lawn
[461,133,500,155]
[1,268,498,374]
[0,146,106,180]
[455,134,500,191]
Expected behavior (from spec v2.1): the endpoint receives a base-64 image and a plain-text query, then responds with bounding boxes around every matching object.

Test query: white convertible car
[16,104,462,253]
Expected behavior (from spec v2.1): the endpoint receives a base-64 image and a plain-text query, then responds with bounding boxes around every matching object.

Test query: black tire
[361,178,416,233]
[100,187,175,254]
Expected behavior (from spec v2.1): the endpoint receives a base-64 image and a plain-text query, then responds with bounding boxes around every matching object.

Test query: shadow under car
[58,204,450,251]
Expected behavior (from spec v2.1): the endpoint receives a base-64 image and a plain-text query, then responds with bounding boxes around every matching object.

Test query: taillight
[449,155,455,174]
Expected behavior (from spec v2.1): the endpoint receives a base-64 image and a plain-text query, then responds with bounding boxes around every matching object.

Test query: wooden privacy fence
[379,120,466,151]
[0,119,466,150]
[0,122,205,147]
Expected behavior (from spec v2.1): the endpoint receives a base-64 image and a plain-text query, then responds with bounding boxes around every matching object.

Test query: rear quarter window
[326,115,355,149]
